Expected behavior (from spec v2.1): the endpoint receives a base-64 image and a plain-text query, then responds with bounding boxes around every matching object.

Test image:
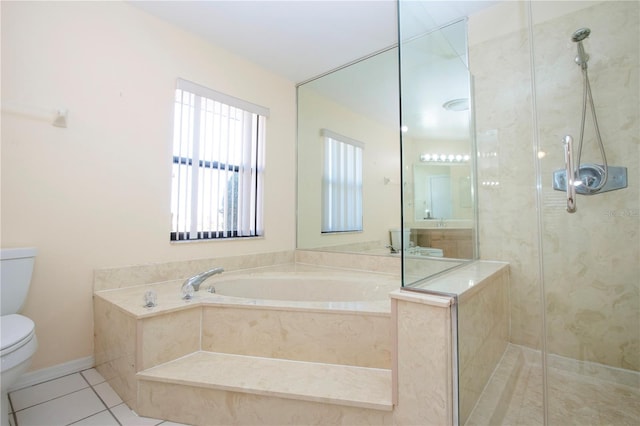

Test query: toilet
[1,247,38,425]
[389,229,444,257]
[389,228,411,251]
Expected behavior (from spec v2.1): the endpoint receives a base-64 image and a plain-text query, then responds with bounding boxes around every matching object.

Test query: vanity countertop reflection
[411,227,474,259]
[410,219,473,229]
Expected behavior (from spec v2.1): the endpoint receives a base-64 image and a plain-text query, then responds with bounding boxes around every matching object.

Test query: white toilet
[1,247,38,425]
[389,229,444,257]
[389,228,411,251]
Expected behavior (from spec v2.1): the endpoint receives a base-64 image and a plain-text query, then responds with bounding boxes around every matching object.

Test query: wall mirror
[296,15,477,283]
[297,47,401,254]
[400,16,478,285]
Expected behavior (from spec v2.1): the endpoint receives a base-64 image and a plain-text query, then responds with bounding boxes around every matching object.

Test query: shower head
[571,27,591,42]
[571,28,591,69]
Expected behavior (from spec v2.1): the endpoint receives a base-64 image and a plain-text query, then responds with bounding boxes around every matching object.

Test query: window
[321,129,363,233]
[171,79,267,241]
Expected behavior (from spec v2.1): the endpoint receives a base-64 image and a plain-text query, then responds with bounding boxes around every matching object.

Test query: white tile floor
[8,368,187,426]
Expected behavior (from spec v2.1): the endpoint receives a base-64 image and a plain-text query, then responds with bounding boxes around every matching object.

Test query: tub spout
[181,267,224,294]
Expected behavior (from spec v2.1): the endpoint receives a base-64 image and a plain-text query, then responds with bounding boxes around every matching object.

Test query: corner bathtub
[96,268,398,315]
[208,272,397,303]
[94,267,398,392]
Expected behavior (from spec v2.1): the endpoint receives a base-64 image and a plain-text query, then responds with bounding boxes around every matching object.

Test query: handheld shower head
[571,27,591,42]
[571,28,591,69]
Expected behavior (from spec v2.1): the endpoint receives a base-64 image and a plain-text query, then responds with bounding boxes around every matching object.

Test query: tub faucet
[181,267,224,294]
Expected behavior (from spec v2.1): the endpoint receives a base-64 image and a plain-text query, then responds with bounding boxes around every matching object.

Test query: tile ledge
[389,289,454,307]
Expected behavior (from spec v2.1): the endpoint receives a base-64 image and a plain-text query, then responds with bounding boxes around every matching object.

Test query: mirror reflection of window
[321,129,364,233]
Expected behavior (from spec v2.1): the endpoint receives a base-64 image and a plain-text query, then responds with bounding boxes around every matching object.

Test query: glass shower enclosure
[531,1,638,424]
[399,0,639,424]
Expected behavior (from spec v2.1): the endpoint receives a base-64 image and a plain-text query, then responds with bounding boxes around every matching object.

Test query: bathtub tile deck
[137,351,394,411]
[94,265,396,319]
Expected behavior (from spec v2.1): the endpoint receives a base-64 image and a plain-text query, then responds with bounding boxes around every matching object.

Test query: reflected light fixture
[420,153,470,163]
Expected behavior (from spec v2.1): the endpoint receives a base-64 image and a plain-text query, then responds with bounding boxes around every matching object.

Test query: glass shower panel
[465,1,547,424]
[531,1,640,424]
[398,2,477,287]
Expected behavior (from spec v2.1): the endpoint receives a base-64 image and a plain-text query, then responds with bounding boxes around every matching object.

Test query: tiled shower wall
[472,0,639,371]
[533,1,639,372]
[471,3,542,351]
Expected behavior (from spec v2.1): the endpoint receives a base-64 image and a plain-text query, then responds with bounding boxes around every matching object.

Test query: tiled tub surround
[94,250,297,292]
[298,247,470,285]
[94,265,395,400]
[94,259,397,424]
[409,261,510,425]
[94,253,509,425]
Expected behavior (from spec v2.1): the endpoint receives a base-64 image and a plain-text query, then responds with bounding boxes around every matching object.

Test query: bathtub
[95,267,399,319]
[93,265,397,412]
[209,272,397,302]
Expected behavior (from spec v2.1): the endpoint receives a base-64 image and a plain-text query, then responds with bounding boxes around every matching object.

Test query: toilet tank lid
[0,247,37,260]
[1,314,35,351]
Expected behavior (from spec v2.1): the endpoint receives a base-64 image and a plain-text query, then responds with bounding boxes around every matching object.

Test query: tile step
[136,351,393,411]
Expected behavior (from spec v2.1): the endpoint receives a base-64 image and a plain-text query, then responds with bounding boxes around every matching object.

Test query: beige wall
[1,1,296,370]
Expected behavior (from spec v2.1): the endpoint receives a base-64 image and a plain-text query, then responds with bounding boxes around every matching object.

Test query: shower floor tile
[466,344,640,426]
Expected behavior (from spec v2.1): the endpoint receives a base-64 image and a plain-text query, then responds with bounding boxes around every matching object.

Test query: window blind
[171,79,267,241]
[321,129,364,233]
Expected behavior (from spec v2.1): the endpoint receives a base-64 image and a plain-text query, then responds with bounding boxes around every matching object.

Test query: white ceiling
[129,1,496,139]
[129,0,399,83]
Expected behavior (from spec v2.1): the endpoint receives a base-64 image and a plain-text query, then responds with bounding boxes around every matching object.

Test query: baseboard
[9,356,95,391]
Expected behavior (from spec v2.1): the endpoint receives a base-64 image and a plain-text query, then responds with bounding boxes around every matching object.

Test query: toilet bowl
[1,315,38,383]
[389,229,443,257]
[389,228,411,251]
[1,248,38,424]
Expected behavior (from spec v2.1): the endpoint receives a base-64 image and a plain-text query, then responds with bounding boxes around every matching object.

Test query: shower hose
[575,65,609,192]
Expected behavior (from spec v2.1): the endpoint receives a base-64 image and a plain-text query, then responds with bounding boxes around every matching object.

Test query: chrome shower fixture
[553,27,628,213]
[572,27,591,69]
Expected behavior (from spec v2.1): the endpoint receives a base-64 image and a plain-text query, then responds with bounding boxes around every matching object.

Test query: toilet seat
[422,247,444,257]
[1,314,36,358]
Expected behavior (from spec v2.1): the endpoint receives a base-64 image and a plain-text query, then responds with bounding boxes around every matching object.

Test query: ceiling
[129,1,496,140]
[129,0,399,83]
